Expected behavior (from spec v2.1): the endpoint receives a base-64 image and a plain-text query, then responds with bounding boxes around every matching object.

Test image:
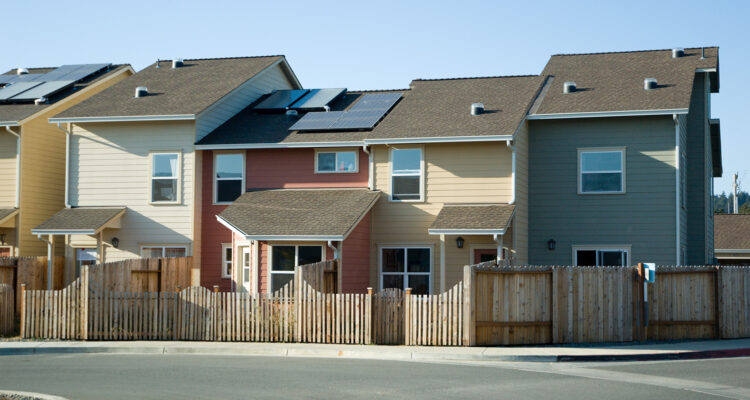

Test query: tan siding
[514,122,529,264]
[70,120,196,262]
[0,132,17,207]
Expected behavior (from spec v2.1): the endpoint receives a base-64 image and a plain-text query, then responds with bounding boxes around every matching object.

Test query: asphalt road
[0,354,749,399]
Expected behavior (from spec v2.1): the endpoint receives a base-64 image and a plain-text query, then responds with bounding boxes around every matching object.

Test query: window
[215,153,244,204]
[141,246,187,258]
[270,245,322,292]
[574,247,629,266]
[221,243,232,279]
[579,150,624,194]
[151,153,180,203]
[75,248,97,277]
[391,148,423,201]
[381,247,431,294]
[316,150,357,173]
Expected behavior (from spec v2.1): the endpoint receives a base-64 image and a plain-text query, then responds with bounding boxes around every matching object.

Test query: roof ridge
[348,88,410,93]
[413,74,539,82]
[551,46,719,57]
[155,55,284,64]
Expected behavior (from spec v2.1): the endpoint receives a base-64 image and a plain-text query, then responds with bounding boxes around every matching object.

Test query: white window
[391,148,423,201]
[579,149,624,194]
[681,153,687,209]
[316,150,357,173]
[215,153,245,204]
[141,246,187,258]
[574,247,630,266]
[270,245,322,292]
[151,152,180,203]
[221,243,232,279]
[381,247,431,294]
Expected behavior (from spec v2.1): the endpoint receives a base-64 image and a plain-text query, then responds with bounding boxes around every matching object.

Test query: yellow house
[0,64,133,258]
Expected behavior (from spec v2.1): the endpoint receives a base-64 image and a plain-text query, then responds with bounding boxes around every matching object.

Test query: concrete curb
[0,390,69,400]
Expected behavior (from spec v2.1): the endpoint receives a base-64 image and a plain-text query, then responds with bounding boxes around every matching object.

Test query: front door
[474,248,497,264]
[241,247,252,293]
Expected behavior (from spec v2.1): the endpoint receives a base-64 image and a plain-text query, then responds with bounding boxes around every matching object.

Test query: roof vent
[285,109,298,119]
[672,48,685,58]
[644,78,658,90]
[34,97,47,105]
[16,68,28,75]
[134,86,149,98]
[470,103,484,116]
[323,105,331,112]
[563,81,577,94]
[172,58,184,69]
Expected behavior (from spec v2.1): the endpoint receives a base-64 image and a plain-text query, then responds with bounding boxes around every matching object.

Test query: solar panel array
[254,89,309,110]
[254,88,346,111]
[0,64,110,103]
[292,88,346,110]
[289,92,402,131]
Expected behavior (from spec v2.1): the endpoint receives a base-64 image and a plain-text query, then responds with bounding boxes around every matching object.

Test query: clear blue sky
[3,0,747,194]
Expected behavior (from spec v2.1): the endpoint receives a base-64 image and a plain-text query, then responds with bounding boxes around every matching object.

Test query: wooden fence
[0,256,64,315]
[372,288,404,344]
[405,283,463,346]
[87,257,194,293]
[0,284,13,336]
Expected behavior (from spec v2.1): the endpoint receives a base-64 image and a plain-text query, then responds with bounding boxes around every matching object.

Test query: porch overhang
[0,208,18,228]
[428,204,515,236]
[31,207,126,236]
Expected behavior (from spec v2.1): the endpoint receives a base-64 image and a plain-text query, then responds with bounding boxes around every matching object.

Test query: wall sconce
[111,237,120,248]
[456,236,465,249]
[547,239,556,251]
[0,234,5,244]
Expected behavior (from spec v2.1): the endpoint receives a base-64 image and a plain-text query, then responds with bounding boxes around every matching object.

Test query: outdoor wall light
[547,239,556,251]
[456,236,465,249]
[0,234,5,244]
[111,237,120,248]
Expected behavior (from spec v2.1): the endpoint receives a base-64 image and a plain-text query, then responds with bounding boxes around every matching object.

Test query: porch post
[496,234,504,264]
[97,231,103,264]
[47,234,54,290]
[439,234,446,293]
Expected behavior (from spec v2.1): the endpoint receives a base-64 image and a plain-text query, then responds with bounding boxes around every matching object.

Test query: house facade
[714,214,750,265]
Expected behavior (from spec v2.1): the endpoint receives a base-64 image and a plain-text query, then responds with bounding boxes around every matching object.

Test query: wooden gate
[372,288,404,344]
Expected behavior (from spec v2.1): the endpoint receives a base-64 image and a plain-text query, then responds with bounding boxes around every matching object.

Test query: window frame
[314,149,359,174]
[149,151,182,205]
[139,245,189,258]
[389,146,425,202]
[268,244,325,293]
[213,152,246,205]
[379,245,433,294]
[577,148,626,195]
[572,245,631,267]
[221,243,232,279]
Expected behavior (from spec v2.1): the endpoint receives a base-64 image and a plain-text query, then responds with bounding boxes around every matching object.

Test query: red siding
[246,148,368,189]
[342,211,371,293]
[200,151,232,291]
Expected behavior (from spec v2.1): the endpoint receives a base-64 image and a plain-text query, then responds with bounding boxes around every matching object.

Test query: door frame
[0,245,12,257]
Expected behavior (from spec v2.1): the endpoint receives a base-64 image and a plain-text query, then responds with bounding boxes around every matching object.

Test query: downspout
[5,126,20,209]
[327,240,339,259]
[363,145,373,191]
[506,140,516,205]
[674,114,681,264]
[55,123,72,208]
[493,233,504,264]
[37,234,54,290]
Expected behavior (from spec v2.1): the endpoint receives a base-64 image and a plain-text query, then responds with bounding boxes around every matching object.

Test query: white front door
[241,247,252,293]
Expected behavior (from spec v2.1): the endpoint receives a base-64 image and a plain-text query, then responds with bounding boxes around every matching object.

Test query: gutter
[4,126,21,208]
[506,140,516,204]
[362,145,373,191]
[55,123,72,208]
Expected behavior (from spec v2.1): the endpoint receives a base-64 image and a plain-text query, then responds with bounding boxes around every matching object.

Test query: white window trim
[314,149,359,174]
[0,245,14,257]
[213,152,246,205]
[221,243,232,279]
[140,245,189,258]
[577,148,626,195]
[149,151,182,205]
[572,245,632,266]
[267,244,325,293]
[389,146,425,202]
[379,245,433,294]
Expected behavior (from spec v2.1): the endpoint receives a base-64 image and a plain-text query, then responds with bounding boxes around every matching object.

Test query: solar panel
[254,89,309,110]
[36,64,110,82]
[10,80,74,101]
[0,74,45,85]
[288,111,345,131]
[330,110,383,130]
[291,88,346,110]
[0,81,43,101]
[348,92,402,112]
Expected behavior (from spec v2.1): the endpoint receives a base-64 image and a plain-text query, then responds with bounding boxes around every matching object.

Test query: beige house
[33,56,300,284]
[0,64,133,259]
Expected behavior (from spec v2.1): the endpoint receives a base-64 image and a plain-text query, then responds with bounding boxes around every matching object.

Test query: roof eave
[528,109,689,120]
[428,228,508,235]
[0,121,20,127]
[49,114,196,123]
[195,135,515,149]
[0,209,19,226]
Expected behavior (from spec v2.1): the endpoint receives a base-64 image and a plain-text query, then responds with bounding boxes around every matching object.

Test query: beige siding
[195,63,296,141]
[0,131,17,207]
[369,142,513,293]
[514,122,529,264]
[70,120,196,262]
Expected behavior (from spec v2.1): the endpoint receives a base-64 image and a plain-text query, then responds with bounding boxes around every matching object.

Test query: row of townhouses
[0,47,721,294]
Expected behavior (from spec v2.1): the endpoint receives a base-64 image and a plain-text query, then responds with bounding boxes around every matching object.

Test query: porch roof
[428,204,515,235]
[217,188,380,241]
[0,208,18,226]
[31,207,126,235]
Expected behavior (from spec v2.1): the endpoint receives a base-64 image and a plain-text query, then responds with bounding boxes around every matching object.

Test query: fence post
[637,263,646,341]
[462,265,476,346]
[551,267,558,344]
[404,288,412,345]
[294,266,302,343]
[366,287,373,345]
[19,283,25,338]
[714,266,722,339]
[81,265,89,340]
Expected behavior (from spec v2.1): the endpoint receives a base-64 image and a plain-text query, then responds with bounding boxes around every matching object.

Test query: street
[0,354,749,399]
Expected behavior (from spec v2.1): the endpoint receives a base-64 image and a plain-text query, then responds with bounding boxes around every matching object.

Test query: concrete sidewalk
[1,338,749,362]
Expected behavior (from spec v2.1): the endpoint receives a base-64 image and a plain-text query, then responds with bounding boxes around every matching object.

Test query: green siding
[528,117,677,265]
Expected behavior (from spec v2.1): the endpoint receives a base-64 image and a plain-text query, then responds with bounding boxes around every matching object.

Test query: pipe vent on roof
[134,86,149,98]
[172,59,184,68]
[34,97,47,105]
[672,48,685,58]
[16,68,28,75]
[470,103,484,116]
[563,81,577,94]
[644,78,658,90]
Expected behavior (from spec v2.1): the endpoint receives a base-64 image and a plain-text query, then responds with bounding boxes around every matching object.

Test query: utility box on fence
[644,263,656,283]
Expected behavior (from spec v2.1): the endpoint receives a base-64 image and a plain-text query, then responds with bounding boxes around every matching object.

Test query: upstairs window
[151,153,180,203]
[215,153,244,204]
[316,150,357,173]
[579,150,624,194]
[391,148,423,201]
[574,247,629,267]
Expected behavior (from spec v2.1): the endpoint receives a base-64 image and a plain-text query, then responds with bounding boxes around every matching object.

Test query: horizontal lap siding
[246,148,369,189]
[529,117,677,265]
[200,151,231,290]
[342,212,371,293]
[0,132,17,207]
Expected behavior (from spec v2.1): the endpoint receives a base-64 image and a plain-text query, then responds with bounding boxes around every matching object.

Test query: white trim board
[194,136,514,150]
[50,114,196,123]
[528,109,688,120]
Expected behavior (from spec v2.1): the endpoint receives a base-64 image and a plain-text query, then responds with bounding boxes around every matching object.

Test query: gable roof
[32,207,126,235]
[530,47,719,117]
[0,65,131,125]
[52,56,290,122]
[714,214,750,250]
[428,204,515,235]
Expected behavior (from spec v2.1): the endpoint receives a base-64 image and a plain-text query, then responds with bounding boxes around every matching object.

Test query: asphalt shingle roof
[219,189,380,238]
[429,204,515,232]
[0,208,17,223]
[714,214,750,250]
[32,207,125,233]
[532,47,718,115]
[54,56,285,120]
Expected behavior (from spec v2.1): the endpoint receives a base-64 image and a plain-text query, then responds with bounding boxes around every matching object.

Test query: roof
[53,56,288,121]
[32,207,126,235]
[197,75,544,147]
[531,47,719,116]
[714,214,750,250]
[217,189,380,240]
[428,204,515,234]
[0,65,131,124]
[0,208,17,224]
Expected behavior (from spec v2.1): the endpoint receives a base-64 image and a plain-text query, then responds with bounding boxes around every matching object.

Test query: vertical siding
[341,212,371,293]
[0,132,17,207]
[528,117,678,265]
[195,63,296,141]
[70,120,196,261]
[246,148,369,189]
[514,121,530,264]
